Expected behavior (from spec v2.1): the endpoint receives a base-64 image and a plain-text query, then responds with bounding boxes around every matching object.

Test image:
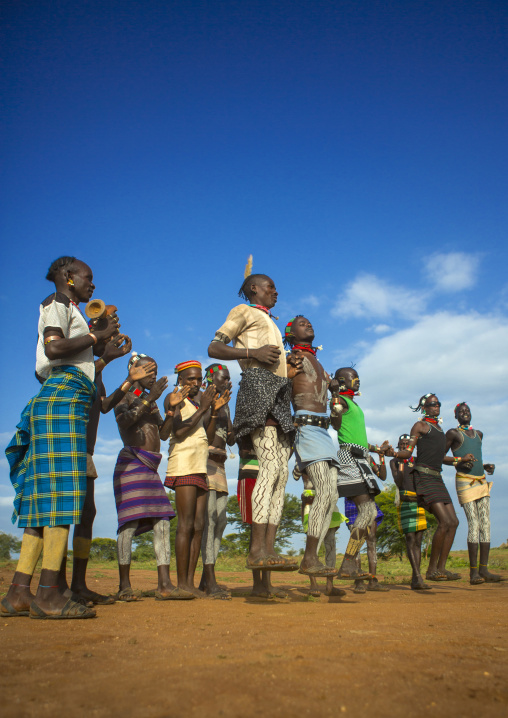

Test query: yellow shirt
[166,399,208,477]
[215,304,287,378]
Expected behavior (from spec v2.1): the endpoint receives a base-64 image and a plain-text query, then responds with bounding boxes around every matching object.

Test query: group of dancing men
[1,257,501,619]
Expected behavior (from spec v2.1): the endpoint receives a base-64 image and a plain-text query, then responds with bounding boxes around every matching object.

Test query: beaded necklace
[423,416,443,426]
[292,344,317,356]
[248,303,279,320]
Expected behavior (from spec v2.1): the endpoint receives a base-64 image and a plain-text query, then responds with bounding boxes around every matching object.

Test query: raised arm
[171,386,216,440]
[101,359,156,414]
[159,386,190,441]
[115,376,167,430]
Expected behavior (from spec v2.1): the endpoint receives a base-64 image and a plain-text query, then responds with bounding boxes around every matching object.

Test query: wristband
[44,335,61,345]
[141,398,151,408]
[379,455,385,465]
[120,381,132,393]
[210,415,218,419]
[96,357,106,370]
[88,333,98,345]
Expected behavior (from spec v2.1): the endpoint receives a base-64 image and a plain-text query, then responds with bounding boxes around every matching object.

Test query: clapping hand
[128,360,156,383]
[213,388,232,412]
[101,335,132,363]
[167,385,190,407]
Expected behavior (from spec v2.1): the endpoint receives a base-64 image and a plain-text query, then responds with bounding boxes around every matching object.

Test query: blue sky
[1,1,507,551]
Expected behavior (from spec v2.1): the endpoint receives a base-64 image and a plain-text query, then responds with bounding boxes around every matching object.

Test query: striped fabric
[344,498,384,527]
[413,466,452,508]
[114,447,175,531]
[237,477,256,524]
[6,366,96,528]
[397,502,428,534]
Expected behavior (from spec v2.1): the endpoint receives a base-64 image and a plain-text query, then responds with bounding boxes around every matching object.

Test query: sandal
[470,576,485,586]
[115,588,141,602]
[426,570,447,582]
[443,570,461,581]
[154,588,195,600]
[0,597,29,617]
[30,599,96,620]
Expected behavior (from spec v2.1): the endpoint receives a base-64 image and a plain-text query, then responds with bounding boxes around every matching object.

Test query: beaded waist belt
[293,414,330,430]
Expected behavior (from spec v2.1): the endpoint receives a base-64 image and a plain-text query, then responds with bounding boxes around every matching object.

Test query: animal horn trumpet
[85,299,106,319]
[84,300,118,320]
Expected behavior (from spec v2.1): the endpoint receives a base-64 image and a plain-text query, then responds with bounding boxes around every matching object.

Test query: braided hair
[238,273,271,302]
[410,393,435,412]
[46,256,76,282]
[283,315,304,349]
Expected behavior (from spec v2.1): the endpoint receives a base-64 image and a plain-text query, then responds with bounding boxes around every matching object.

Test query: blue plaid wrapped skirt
[6,366,96,527]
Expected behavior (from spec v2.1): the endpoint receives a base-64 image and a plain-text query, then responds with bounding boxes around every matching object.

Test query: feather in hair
[244,254,253,279]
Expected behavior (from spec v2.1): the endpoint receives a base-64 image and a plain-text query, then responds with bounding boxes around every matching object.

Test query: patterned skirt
[397,502,428,534]
[114,447,175,532]
[412,466,452,509]
[6,366,96,528]
[233,367,294,439]
[164,473,208,491]
[344,498,384,527]
[336,443,380,498]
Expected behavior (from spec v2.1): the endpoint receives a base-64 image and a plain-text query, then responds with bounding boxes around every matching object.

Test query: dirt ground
[1,565,507,718]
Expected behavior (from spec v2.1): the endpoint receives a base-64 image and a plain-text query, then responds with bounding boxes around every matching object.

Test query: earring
[67,279,74,286]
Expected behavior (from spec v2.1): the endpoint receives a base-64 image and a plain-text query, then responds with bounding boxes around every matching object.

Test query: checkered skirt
[6,366,96,527]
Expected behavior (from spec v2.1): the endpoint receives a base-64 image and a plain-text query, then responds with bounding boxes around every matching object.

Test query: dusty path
[1,567,507,718]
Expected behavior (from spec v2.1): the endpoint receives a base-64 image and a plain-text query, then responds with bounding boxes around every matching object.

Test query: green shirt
[336,396,368,449]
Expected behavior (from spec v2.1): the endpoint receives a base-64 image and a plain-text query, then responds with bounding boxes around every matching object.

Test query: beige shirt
[166,399,209,476]
[215,304,287,378]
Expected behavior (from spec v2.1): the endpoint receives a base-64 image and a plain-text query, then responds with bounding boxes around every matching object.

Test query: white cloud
[301,294,321,308]
[368,324,392,334]
[331,273,424,319]
[346,308,508,548]
[423,252,480,293]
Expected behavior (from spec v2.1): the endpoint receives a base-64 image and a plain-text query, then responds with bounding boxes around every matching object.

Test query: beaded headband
[128,352,149,369]
[174,360,202,375]
[204,363,224,385]
[285,317,296,340]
